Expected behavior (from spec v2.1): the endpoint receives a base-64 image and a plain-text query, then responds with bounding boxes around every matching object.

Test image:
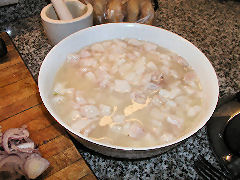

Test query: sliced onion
[12,142,35,153]
[2,127,29,154]
[0,127,50,179]
[24,153,50,179]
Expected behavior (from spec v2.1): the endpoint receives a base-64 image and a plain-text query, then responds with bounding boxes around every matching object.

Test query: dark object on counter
[152,0,159,11]
[224,113,240,157]
[207,91,240,179]
[0,37,8,57]
[194,155,232,180]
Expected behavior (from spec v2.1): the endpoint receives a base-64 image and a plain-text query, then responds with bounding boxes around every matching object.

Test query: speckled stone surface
[0,0,239,179]
[0,0,48,24]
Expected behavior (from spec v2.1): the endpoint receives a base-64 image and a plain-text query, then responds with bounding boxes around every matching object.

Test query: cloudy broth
[51,39,203,148]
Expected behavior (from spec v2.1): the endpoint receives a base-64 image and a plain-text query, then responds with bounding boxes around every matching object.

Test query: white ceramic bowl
[38,23,219,159]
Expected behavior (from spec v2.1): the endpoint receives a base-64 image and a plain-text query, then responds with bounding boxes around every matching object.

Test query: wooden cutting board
[0,32,97,180]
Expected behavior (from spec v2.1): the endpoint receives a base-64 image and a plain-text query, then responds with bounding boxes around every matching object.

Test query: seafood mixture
[51,39,203,147]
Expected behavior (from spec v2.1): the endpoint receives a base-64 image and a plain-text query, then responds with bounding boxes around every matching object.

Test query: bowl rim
[38,22,219,151]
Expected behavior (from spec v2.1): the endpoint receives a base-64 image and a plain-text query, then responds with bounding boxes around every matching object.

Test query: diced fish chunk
[130,91,147,104]
[159,88,180,99]
[144,42,157,51]
[159,54,171,63]
[127,39,142,46]
[134,58,146,75]
[75,91,87,105]
[124,72,136,83]
[80,105,100,118]
[113,114,125,123]
[188,105,201,117]
[184,71,197,82]
[53,83,66,95]
[70,118,91,131]
[52,95,64,104]
[151,95,164,106]
[79,49,91,58]
[69,110,81,121]
[66,53,80,63]
[99,104,112,116]
[166,100,177,107]
[111,124,122,133]
[113,80,131,93]
[91,43,105,52]
[128,122,145,138]
[118,62,133,76]
[166,116,183,128]
[159,89,170,99]
[161,133,174,143]
[174,55,189,66]
[85,71,96,81]
[79,58,97,67]
[147,61,157,70]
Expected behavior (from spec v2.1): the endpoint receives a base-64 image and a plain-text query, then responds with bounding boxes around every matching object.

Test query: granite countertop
[1,0,239,179]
